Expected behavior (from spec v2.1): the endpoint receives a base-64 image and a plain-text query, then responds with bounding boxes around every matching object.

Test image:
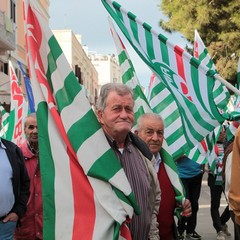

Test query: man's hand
[181,199,192,217]
[2,212,19,222]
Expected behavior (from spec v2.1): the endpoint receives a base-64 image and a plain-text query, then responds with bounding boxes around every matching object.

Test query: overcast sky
[49,0,188,88]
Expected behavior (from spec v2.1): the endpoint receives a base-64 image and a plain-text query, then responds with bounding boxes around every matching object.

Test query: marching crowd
[0,82,240,240]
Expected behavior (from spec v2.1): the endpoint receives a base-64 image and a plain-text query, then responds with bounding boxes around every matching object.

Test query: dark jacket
[129,131,153,160]
[1,138,30,218]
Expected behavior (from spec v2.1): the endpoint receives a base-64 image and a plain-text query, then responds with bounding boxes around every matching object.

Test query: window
[75,65,82,84]
[10,0,16,23]
[0,61,9,74]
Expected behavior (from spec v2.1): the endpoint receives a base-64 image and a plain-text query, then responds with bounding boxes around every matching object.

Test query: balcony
[0,11,15,53]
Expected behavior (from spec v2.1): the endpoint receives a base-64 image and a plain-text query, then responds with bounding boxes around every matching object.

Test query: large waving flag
[192,31,240,176]
[109,18,186,217]
[24,1,139,239]
[147,74,190,158]
[5,60,27,144]
[102,0,240,161]
[185,30,222,171]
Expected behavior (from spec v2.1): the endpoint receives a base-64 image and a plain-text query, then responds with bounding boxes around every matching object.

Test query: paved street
[189,173,234,240]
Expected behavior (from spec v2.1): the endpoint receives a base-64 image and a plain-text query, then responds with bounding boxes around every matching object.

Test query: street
[192,173,234,240]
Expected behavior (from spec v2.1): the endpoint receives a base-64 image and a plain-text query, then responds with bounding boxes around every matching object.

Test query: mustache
[149,141,160,145]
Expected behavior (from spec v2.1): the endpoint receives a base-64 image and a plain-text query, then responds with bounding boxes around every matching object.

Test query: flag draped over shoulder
[5,60,27,144]
[24,1,139,239]
[101,0,240,161]
[108,18,186,214]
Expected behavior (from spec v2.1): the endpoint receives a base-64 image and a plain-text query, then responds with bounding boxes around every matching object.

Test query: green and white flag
[0,104,9,138]
[225,58,240,143]
[185,30,222,171]
[148,74,190,159]
[102,0,240,161]
[194,29,216,71]
[24,1,139,239]
[5,60,27,144]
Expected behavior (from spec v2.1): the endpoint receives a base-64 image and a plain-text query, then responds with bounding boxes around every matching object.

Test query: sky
[49,0,189,88]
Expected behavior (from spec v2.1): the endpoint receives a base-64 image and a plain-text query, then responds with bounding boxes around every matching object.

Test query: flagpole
[215,74,240,96]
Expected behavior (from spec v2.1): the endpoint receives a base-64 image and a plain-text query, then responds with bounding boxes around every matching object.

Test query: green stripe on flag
[198,49,208,62]
[113,188,141,215]
[37,102,56,240]
[118,51,127,65]
[122,68,135,84]
[68,110,101,151]
[46,36,63,90]
[55,72,82,111]
[143,23,155,60]
[88,149,123,180]
[158,34,170,65]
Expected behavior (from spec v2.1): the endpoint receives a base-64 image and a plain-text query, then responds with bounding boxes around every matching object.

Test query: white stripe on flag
[48,115,75,239]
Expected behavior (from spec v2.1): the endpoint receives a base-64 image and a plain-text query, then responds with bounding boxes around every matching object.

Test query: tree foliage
[159,0,240,83]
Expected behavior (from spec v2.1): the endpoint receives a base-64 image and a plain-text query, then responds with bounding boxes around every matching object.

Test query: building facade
[53,30,99,105]
[0,0,50,109]
[88,53,121,92]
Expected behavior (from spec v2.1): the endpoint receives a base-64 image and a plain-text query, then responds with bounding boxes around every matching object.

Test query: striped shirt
[107,135,151,240]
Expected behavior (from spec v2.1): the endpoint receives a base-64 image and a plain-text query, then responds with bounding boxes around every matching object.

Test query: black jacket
[1,138,30,218]
[129,131,153,160]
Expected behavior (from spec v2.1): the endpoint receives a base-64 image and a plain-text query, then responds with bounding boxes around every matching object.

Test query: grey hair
[96,83,134,111]
[136,113,164,131]
[24,112,37,127]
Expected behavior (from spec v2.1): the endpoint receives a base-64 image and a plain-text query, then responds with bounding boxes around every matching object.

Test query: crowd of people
[0,82,240,240]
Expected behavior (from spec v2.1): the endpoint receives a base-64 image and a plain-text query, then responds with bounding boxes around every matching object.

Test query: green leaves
[159,0,240,83]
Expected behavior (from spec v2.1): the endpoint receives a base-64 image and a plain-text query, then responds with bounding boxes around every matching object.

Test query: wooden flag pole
[215,74,240,96]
